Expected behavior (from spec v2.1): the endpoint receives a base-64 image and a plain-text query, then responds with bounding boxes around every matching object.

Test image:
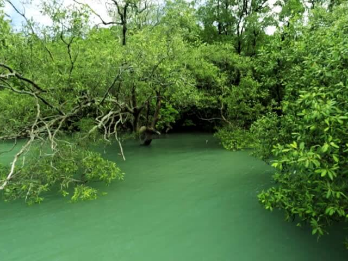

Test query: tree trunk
[139,92,162,146]
[131,84,139,131]
[132,109,141,132]
[122,24,127,46]
[151,92,161,129]
[217,0,222,35]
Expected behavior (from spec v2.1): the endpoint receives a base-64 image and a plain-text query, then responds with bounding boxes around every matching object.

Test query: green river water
[1,133,347,261]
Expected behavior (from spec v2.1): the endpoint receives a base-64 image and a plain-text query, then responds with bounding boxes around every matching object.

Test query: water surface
[0,133,347,260]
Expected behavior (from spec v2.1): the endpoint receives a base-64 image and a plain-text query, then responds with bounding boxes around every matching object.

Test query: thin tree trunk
[151,92,161,129]
[122,24,127,45]
[132,109,141,132]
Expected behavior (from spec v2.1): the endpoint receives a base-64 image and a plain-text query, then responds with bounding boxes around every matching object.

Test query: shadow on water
[1,133,348,261]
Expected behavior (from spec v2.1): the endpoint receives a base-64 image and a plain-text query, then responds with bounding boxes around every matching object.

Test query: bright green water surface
[1,133,347,260]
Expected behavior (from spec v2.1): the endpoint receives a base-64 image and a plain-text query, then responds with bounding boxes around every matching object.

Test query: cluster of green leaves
[156,103,179,132]
[255,4,348,239]
[1,141,124,204]
[214,126,254,151]
[0,91,37,138]
[250,113,294,159]
[197,0,274,55]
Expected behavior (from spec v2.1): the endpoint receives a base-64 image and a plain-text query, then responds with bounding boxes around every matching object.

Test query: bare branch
[99,67,125,105]
[0,63,65,115]
[0,96,40,190]
[0,63,45,92]
[73,0,122,26]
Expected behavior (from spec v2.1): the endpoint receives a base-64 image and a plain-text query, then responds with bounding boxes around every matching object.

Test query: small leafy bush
[215,126,254,151]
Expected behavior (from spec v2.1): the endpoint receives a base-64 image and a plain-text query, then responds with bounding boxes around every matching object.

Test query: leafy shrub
[258,5,348,239]
[214,126,254,151]
[258,85,348,237]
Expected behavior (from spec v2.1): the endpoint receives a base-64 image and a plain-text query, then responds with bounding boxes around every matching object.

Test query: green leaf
[330,142,339,148]
[322,143,329,152]
[290,141,298,149]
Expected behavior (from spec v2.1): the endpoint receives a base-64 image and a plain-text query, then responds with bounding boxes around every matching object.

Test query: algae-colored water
[0,133,347,261]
